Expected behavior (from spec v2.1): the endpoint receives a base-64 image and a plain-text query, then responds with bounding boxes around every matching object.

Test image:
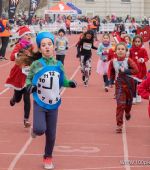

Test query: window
[121,0,131,2]
[85,0,95,2]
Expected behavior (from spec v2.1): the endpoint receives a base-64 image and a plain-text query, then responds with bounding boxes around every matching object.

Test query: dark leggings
[0,37,9,57]
[12,88,30,119]
[133,80,140,98]
[33,101,58,158]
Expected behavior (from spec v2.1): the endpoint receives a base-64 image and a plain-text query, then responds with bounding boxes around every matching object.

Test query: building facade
[48,0,150,18]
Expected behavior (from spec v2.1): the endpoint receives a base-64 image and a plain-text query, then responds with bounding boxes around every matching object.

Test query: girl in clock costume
[5,26,33,128]
[26,32,77,170]
[108,42,139,133]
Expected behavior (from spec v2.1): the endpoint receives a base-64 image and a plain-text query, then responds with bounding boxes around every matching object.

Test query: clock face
[35,70,60,105]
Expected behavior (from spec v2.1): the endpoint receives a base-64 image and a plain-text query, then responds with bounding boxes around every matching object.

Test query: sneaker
[116,126,122,133]
[125,113,131,121]
[136,95,142,103]
[30,127,36,138]
[104,87,109,92]
[24,119,31,128]
[84,81,88,87]
[43,157,54,170]
[10,98,15,106]
[0,56,3,60]
[132,97,136,104]
[3,57,8,60]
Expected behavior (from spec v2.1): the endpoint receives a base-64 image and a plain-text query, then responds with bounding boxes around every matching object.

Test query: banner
[0,0,2,17]
[8,0,20,19]
[28,0,40,25]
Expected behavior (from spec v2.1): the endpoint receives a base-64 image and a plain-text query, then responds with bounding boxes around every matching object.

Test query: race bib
[83,43,92,50]
[22,66,30,76]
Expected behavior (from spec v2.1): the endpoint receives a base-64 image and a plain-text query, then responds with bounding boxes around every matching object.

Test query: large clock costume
[32,58,64,110]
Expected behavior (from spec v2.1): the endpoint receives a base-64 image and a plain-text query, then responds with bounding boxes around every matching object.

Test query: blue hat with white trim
[36,32,55,47]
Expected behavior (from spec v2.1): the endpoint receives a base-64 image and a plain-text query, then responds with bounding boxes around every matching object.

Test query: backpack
[0,20,5,32]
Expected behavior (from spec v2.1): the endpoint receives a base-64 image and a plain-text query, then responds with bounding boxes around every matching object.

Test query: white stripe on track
[8,137,32,170]
[0,88,9,96]
[7,65,80,170]
[122,120,130,170]
[0,61,11,67]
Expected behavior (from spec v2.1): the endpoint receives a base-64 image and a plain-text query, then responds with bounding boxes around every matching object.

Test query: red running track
[0,34,150,170]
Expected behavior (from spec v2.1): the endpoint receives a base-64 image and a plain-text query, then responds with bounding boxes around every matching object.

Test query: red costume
[129,45,149,80]
[5,26,33,90]
[5,43,27,90]
[109,57,139,127]
[138,72,150,117]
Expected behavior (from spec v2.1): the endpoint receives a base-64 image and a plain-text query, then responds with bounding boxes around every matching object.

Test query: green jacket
[26,56,71,87]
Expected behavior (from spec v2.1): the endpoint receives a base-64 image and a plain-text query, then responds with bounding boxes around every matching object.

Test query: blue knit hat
[36,32,55,47]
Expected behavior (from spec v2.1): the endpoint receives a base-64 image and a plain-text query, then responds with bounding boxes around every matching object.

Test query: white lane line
[7,66,80,170]
[8,137,32,170]
[122,120,130,170]
[2,152,150,159]
[0,61,11,67]
[0,88,10,96]
[57,166,149,170]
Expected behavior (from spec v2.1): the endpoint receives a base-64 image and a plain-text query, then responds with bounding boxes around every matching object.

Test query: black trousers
[56,55,65,65]
[12,88,31,120]
[0,37,9,57]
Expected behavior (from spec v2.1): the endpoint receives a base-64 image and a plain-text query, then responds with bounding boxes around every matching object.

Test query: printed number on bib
[83,43,92,50]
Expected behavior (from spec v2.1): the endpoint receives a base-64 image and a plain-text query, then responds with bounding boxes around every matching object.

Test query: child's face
[121,32,126,38]
[134,38,142,47]
[59,32,64,37]
[22,33,32,41]
[116,44,126,58]
[39,38,54,58]
[82,27,87,33]
[103,35,110,43]
[125,36,130,44]
[86,33,92,39]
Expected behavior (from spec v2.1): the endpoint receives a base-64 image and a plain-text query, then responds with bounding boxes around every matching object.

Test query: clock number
[38,90,41,94]
[49,71,55,76]
[49,100,53,104]
[44,74,48,78]
[42,96,45,101]
[39,78,45,83]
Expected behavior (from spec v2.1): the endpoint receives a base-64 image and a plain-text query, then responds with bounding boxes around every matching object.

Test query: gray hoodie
[55,36,68,55]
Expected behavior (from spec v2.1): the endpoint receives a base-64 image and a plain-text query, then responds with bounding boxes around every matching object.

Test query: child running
[129,35,149,104]
[108,42,139,133]
[138,71,150,118]
[5,26,33,128]
[26,32,77,169]
[77,30,97,86]
[55,29,68,65]
[97,33,111,92]
[76,26,88,58]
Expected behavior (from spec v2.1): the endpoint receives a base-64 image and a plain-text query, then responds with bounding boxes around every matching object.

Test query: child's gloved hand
[66,47,68,50]
[26,84,37,93]
[69,80,77,88]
